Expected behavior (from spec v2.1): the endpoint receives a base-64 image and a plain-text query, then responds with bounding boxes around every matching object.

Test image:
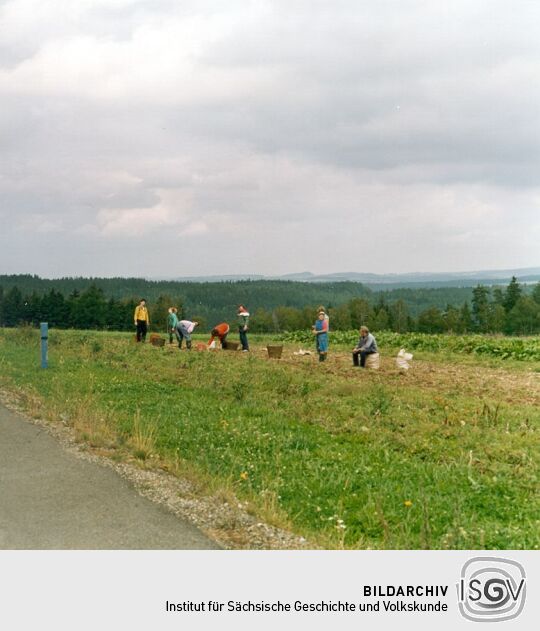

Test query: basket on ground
[223,341,240,351]
[149,334,165,348]
[266,344,283,359]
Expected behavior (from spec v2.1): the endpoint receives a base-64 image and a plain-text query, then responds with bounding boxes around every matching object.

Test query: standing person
[176,319,198,350]
[317,305,330,326]
[352,326,378,367]
[167,307,178,345]
[312,311,329,362]
[134,299,150,342]
[208,322,230,348]
[237,305,250,352]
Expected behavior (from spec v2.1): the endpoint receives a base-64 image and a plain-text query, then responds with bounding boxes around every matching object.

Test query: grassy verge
[0,328,538,549]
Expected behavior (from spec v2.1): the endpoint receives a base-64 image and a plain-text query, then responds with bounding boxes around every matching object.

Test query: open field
[0,328,538,549]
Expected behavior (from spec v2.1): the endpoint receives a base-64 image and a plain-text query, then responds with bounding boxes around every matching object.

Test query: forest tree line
[0,276,539,335]
[0,274,478,319]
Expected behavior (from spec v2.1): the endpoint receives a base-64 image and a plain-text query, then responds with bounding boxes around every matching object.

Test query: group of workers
[134,299,377,367]
[133,300,250,352]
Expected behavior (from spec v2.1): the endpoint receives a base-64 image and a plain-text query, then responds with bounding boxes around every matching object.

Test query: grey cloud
[0,1,539,276]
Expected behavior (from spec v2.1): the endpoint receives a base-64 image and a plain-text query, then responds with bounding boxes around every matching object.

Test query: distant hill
[168,266,540,288]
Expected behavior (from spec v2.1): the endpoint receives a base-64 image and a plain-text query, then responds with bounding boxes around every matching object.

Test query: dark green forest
[0,274,539,335]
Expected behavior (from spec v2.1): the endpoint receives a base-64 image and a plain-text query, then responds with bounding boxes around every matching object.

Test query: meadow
[0,327,538,549]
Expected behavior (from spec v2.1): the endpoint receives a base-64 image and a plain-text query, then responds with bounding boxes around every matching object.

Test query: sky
[1,0,539,278]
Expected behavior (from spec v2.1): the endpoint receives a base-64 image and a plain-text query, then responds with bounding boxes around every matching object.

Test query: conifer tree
[531,282,540,305]
[2,287,23,326]
[472,285,490,332]
[459,302,473,333]
[503,276,522,312]
[390,299,409,333]
[418,307,445,333]
[505,297,540,335]
[443,304,461,332]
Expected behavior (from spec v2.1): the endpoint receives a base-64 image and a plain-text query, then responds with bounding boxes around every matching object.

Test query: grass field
[0,327,538,549]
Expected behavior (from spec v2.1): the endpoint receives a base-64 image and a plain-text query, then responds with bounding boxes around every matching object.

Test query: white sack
[396,348,413,370]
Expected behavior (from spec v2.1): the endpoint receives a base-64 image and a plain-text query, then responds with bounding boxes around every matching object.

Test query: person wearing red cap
[208,322,230,348]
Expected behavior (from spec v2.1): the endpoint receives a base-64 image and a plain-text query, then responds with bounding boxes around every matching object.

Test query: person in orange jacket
[208,322,230,348]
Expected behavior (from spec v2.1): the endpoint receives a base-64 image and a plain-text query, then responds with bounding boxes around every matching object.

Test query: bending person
[352,326,378,367]
[176,319,198,350]
[208,322,230,348]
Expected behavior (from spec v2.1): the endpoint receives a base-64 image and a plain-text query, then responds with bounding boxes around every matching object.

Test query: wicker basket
[223,341,240,351]
[150,334,165,348]
[266,344,283,359]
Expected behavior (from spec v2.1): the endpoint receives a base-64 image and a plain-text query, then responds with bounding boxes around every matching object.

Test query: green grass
[0,327,538,549]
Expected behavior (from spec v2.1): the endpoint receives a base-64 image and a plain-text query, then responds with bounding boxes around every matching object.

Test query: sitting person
[352,326,378,367]
[176,319,198,350]
[208,322,230,348]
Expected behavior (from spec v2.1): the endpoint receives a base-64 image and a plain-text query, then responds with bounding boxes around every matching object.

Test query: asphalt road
[0,404,218,549]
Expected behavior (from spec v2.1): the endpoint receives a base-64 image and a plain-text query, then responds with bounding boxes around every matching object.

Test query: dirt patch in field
[393,360,539,406]
[257,346,540,407]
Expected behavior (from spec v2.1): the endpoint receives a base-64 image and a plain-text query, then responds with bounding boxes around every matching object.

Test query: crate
[266,344,283,359]
[223,341,239,351]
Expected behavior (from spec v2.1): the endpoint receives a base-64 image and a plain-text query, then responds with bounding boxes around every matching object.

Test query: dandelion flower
[404,500,413,507]
[240,471,249,480]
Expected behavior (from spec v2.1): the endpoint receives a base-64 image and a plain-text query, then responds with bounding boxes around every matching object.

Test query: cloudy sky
[1,0,539,278]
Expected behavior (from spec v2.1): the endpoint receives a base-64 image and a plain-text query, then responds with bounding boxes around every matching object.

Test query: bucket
[223,341,239,351]
[267,344,283,359]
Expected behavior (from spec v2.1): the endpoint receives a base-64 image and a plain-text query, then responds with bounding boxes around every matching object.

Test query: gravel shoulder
[0,401,219,549]
[0,393,310,550]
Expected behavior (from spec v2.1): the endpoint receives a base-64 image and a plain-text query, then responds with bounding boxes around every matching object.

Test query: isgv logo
[457,557,526,623]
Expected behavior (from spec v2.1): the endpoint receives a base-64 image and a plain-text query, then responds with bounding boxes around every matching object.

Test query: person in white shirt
[176,319,198,350]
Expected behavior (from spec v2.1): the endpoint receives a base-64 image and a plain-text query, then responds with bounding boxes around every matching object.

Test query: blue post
[40,322,48,369]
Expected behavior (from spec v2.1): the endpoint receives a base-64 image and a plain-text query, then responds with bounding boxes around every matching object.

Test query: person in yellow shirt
[134,299,150,342]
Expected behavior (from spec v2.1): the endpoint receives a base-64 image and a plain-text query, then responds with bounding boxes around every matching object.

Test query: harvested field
[0,328,538,550]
